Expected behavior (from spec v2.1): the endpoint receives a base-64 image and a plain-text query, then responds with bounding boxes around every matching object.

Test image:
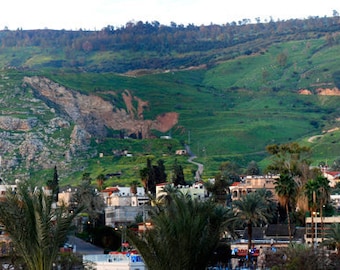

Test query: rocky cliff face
[0,116,37,131]
[0,75,178,181]
[23,76,178,139]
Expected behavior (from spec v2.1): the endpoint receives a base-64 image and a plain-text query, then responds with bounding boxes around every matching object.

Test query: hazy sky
[2,0,340,30]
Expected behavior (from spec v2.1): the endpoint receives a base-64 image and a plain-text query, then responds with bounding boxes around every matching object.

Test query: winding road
[185,145,204,181]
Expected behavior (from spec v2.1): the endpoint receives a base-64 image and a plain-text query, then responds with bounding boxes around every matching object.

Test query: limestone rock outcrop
[0,116,37,131]
[0,75,179,181]
[24,76,179,139]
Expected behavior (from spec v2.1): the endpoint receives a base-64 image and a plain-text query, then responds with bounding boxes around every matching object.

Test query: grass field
[41,38,340,183]
[1,36,340,185]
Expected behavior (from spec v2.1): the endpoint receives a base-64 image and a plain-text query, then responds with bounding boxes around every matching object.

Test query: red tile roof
[102,187,120,195]
[325,171,340,177]
[231,182,241,186]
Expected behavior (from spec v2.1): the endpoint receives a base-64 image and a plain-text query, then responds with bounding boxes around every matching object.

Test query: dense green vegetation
[0,16,340,185]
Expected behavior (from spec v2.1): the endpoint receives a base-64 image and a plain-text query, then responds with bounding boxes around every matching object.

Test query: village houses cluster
[0,165,340,269]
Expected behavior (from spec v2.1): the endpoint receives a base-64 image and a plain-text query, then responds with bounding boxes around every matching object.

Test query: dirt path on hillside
[308,127,340,142]
[308,135,323,142]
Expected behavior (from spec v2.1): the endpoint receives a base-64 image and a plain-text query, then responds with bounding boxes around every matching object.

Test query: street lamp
[118,224,128,252]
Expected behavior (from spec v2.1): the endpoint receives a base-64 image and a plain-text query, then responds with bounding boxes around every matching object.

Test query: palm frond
[0,183,82,270]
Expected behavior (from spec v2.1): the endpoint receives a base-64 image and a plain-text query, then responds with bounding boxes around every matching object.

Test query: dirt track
[308,135,323,142]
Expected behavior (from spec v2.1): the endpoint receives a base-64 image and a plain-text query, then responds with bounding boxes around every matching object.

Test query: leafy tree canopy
[246,160,261,175]
[266,142,311,176]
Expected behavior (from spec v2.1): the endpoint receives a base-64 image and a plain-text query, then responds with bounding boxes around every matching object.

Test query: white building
[305,216,340,246]
[83,253,146,270]
[322,170,340,187]
[101,186,150,228]
[331,194,340,211]
[0,184,17,201]
[101,187,147,207]
[105,206,149,228]
[156,181,208,201]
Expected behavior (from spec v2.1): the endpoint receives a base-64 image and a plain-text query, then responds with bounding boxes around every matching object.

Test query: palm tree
[305,176,330,243]
[274,174,297,242]
[315,176,330,242]
[265,243,321,269]
[305,178,319,247]
[232,192,273,265]
[0,182,81,270]
[323,223,340,256]
[206,173,232,205]
[156,183,180,205]
[256,188,276,212]
[126,191,233,270]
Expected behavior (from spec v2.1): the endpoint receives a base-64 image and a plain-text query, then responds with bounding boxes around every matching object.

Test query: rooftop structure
[230,174,279,201]
[156,181,208,201]
[101,186,147,207]
[101,186,150,228]
[83,252,146,270]
[323,170,340,187]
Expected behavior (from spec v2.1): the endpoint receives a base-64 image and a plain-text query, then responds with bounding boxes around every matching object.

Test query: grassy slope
[2,36,340,185]
[52,39,340,181]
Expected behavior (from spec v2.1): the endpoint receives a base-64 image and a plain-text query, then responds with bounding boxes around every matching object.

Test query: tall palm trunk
[311,209,315,248]
[320,203,324,242]
[247,221,252,267]
[286,203,292,242]
[312,191,316,248]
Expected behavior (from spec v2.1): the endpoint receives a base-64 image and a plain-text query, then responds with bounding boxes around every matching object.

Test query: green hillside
[0,17,339,185]
[47,38,340,180]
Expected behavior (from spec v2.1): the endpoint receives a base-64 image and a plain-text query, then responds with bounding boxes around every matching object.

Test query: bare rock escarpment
[0,116,37,131]
[23,76,179,138]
